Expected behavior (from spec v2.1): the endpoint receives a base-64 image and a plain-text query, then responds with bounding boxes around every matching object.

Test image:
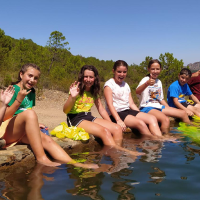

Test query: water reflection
[2,128,200,199]
[66,146,139,199]
[148,167,166,184]
[1,168,30,200]
[111,168,136,200]
[27,164,57,200]
[65,137,166,199]
[140,140,163,163]
[112,180,135,200]
[67,170,105,200]
[0,141,141,200]
[0,164,57,200]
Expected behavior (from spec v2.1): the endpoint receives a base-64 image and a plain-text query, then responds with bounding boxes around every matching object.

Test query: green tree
[0,28,12,69]
[66,56,85,79]
[139,56,153,72]
[46,31,70,74]
[129,56,153,90]
[159,52,184,95]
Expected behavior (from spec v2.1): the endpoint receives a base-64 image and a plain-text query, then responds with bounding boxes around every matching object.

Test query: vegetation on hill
[0,28,186,104]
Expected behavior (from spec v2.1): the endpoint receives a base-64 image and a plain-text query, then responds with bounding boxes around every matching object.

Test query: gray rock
[0,139,6,149]
[0,136,99,171]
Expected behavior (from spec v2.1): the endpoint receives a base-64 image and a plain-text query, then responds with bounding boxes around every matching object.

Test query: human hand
[0,85,15,105]
[17,81,32,102]
[117,119,126,132]
[70,81,80,98]
[39,123,46,129]
[147,75,156,86]
[185,108,194,116]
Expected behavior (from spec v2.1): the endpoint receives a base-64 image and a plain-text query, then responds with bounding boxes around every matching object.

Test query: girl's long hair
[78,65,100,98]
[12,63,40,85]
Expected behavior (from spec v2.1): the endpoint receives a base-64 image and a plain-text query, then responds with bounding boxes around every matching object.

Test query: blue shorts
[140,106,165,113]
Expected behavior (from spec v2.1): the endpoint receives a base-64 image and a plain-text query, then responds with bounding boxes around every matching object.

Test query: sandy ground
[33,89,102,131]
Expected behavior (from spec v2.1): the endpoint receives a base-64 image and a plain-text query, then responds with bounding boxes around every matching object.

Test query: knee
[113,124,123,138]
[114,124,123,134]
[101,127,113,139]
[180,110,187,118]
[161,116,170,126]
[148,115,158,124]
[137,120,148,129]
[22,109,37,120]
[41,133,54,145]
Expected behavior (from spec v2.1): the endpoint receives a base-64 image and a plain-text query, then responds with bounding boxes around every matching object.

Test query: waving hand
[0,85,15,105]
[70,81,80,98]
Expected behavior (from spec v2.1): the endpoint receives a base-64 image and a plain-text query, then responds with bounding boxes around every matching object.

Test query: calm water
[1,128,200,200]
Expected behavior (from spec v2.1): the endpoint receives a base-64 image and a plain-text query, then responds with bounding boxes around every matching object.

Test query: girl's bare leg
[21,133,98,169]
[78,120,144,156]
[148,109,170,134]
[124,115,155,138]
[78,120,117,146]
[4,110,60,167]
[4,110,98,168]
[136,112,162,137]
[162,107,190,123]
[94,118,123,146]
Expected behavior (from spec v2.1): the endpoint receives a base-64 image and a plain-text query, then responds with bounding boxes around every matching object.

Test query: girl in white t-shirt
[136,59,190,133]
[104,60,163,139]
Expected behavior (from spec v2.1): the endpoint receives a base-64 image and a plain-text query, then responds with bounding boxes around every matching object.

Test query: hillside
[187,62,200,72]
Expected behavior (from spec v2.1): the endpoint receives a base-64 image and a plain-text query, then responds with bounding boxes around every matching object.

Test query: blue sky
[0,0,199,66]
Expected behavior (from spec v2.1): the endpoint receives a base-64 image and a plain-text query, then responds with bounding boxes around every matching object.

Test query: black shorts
[110,109,140,123]
[67,112,96,127]
[181,101,197,108]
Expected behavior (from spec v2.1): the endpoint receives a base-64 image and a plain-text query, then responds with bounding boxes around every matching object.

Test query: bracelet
[15,99,22,104]
[145,81,149,86]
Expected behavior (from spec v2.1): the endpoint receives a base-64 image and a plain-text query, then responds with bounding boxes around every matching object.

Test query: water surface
[1,129,200,200]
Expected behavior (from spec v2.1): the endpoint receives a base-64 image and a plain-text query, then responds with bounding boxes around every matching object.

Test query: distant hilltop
[187,62,200,71]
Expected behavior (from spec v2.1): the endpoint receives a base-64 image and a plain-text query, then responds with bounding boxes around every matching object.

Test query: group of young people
[0,59,200,167]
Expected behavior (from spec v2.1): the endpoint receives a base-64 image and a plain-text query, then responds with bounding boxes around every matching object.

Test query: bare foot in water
[128,151,145,156]
[37,157,61,167]
[161,135,179,143]
[70,162,99,169]
[101,145,146,157]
